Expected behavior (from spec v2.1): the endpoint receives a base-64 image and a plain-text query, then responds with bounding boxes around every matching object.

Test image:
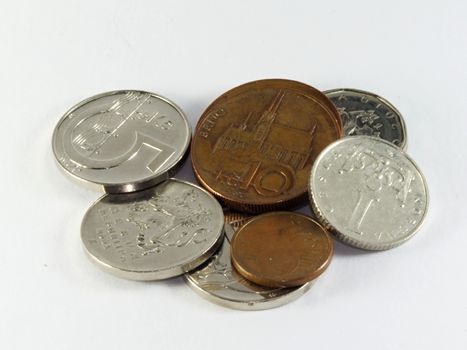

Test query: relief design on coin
[81,179,224,280]
[185,221,311,310]
[325,88,407,149]
[53,91,191,193]
[310,136,428,250]
[192,79,342,212]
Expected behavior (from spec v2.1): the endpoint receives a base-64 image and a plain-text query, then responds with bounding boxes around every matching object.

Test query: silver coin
[185,223,312,310]
[325,88,407,149]
[309,136,428,250]
[52,90,191,193]
[81,179,224,280]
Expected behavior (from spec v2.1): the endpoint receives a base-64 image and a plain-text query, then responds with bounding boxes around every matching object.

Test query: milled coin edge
[52,90,192,193]
[308,135,429,251]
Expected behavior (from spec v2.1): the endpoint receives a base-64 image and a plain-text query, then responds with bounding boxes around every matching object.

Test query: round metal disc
[185,222,312,310]
[230,212,333,288]
[309,136,429,250]
[191,79,343,213]
[52,90,191,193]
[81,179,224,280]
[325,88,407,149]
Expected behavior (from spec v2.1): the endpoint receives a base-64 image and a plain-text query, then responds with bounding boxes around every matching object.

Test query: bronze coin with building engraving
[192,79,343,213]
[230,212,333,288]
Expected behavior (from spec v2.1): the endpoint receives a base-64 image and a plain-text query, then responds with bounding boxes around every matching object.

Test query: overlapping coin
[325,88,407,149]
[52,90,191,193]
[185,211,313,310]
[309,136,428,250]
[52,80,430,311]
[81,179,224,280]
[230,212,333,288]
[192,79,343,213]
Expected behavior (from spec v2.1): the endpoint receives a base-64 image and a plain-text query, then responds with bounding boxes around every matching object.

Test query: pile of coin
[52,80,429,310]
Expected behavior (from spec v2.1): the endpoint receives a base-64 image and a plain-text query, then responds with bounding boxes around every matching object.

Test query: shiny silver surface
[81,179,224,280]
[185,223,312,310]
[309,136,428,250]
[325,88,407,149]
[52,90,191,193]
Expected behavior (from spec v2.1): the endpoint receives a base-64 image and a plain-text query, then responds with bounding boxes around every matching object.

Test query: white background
[1,1,466,349]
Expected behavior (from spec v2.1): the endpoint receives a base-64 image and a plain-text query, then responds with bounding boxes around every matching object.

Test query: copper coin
[223,209,252,231]
[230,212,333,288]
[192,79,343,213]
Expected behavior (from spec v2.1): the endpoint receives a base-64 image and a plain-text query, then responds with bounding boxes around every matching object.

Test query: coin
[81,179,224,280]
[52,90,191,193]
[325,88,407,149]
[309,136,429,250]
[230,212,333,288]
[222,210,252,231]
[184,213,312,310]
[192,79,343,213]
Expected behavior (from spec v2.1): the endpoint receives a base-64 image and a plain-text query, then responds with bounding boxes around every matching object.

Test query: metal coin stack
[52,81,429,311]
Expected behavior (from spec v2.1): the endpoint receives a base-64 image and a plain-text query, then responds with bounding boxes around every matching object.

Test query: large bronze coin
[192,79,343,213]
[230,212,333,288]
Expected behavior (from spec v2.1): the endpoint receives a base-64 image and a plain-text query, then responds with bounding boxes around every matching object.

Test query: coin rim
[184,270,313,311]
[309,135,429,250]
[230,211,334,288]
[184,223,313,310]
[191,79,343,212]
[324,88,408,150]
[80,178,225,280]
[52,90,192,193]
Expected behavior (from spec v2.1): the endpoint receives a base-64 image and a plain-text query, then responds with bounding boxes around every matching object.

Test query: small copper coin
[230,212,333,288]
[192,79,343,213]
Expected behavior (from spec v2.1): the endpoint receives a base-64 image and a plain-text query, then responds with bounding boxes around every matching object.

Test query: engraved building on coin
[52,91,191,193]
[309,136,428,250]
[192,79,343,213]
[81,179,224,280]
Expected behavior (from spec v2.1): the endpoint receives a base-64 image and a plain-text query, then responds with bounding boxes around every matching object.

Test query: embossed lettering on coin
[309,136,428,250]
[192,79,343,213]
[53,91,190,193]
[325,88,407,149]
[81,179,224,280]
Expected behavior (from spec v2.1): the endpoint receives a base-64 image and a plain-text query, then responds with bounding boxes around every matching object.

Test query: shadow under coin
[332,239,379,257]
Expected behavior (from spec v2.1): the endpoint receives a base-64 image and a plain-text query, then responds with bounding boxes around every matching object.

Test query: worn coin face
[185,213,312,310]
[309,136,428,250]
[81,179,224,280]
[325,88,407,149]
[192,79,343,213]
[53,90,191,193]
[230,212,333,288]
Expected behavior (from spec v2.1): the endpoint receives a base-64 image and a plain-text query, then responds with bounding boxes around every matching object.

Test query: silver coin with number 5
[52,90,191,193]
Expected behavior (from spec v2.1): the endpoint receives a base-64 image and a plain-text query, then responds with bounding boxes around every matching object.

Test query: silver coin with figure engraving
[325,88,407,149]
[185,222,312,310]
[309,136,428,250]
[81,179,224,280]
[52,90,191,193]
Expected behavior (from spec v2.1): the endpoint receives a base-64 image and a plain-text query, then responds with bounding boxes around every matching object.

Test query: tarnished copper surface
[230,212,333,288]
[192,79,343,213]
[223,209,252,231]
